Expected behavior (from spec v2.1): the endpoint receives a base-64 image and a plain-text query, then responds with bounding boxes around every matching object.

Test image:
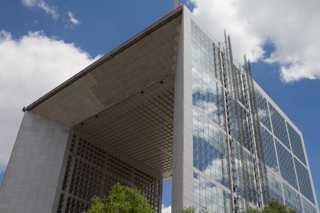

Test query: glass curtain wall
[255,90,317,212]
[191,20,231,213]
[190,18,318,213]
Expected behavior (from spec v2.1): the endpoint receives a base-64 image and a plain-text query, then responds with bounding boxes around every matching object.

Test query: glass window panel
[212,202,217,212]
[267,169,283,203]
[192,110,229,189]
[194,203,200,212]
[283,182,302,213]
[276,139,298,190]
[192,60,225,128]
[193,172,230,213]
[261,125,279,173]
[194,182,200,194]
[200,195,205,206]
[287,122,306,165]
[205,198,211,210]
[302,197,318,213]
[200,185,206,197]
[255,89,272,131]
[269,104,290,149]
[194,191,200,203]
[294,157,315,204]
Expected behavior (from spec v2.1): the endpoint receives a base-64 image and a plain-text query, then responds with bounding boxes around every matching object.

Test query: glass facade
[190,18,318,213]
[192,61,225,129]
[267,169,284,203]
[269,104,291,149]
[261,125,279,173]
[193,172,231,213]
[283,182,303,213]
[295,158,315,204]
[193,110,229,189]
[276,139,298,190]
[191,19,232,213]
[287,122,307,165]
[256,89,272,131]
[191,20,222,85]
[233,143,259,206]
[303,197,318,213]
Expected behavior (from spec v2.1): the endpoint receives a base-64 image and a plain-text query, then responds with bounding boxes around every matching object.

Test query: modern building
[0,5,318,213]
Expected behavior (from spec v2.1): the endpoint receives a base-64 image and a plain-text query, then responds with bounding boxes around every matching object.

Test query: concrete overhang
[25,7,183,180]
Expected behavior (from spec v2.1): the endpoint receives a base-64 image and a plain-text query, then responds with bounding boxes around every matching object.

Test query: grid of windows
[190,18,318,213]
[276,139,298,190]
[243,149,258,205]
[62,195,90,213]
[294,158,315,204]
[267,169,283,203]
[76,138,106,167]
[69,159,104,201]
[255,89,272,131]
[302,197,318,213]
[193,172,231,213]
[235,66,247,107]
[261,126,279,173]
[191,20,222,83]
[103,155,133,196]
[58,134,161,213]
[269,104,291,149]
[230,142,258,206]
[287,123,306,166]
[283,182,302,213]
[238,103,252,151]
[193,110,230,189]
[133,169,162,212]
[232,142,244,199]
[192,60,225,128]
[227,97,237,140]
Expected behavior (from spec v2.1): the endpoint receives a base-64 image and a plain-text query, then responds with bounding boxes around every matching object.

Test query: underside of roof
[26,7,183,180]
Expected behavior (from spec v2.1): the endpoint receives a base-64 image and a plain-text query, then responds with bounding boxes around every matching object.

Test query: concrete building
[0,5,318,213]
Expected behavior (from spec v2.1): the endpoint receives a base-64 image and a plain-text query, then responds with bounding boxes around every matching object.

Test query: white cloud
[0,30,101,173]
[190,0,320,83]
[162,204,171,213]
[258,109,267,119]
[21,0,37,6]
[21,0,59,20]
[68,12,80,25]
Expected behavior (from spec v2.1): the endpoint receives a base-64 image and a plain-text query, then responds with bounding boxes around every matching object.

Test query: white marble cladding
[0,111,70,213]
[172,5,194,213]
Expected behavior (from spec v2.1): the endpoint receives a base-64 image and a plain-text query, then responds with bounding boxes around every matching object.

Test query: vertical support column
[0,111,70,213]
[244,58,269,208]
[59,133,77,213]
[172,6,194,213]
[101,152,109,197]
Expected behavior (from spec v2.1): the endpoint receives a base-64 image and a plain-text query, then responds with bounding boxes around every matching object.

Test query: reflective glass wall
[256,88,317,212]
[191,20,232,213]
[189,17,318,213]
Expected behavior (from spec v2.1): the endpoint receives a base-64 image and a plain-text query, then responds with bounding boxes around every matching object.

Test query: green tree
[241,198,296,213]
[181,206,209,213]
[83,183,155,213]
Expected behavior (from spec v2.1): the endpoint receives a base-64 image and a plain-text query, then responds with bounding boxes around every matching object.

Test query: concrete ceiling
[27,8,183,180]
[73,74,175,180]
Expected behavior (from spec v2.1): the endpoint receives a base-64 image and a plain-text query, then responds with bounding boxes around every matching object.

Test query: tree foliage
[181,206,209,213]
[241,198,296,213]
[83,183,155,213]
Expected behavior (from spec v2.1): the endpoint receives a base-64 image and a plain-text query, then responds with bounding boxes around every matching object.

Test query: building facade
[0,6,318,213]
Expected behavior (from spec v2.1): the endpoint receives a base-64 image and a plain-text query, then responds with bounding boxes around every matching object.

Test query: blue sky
[0,0,319,212]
